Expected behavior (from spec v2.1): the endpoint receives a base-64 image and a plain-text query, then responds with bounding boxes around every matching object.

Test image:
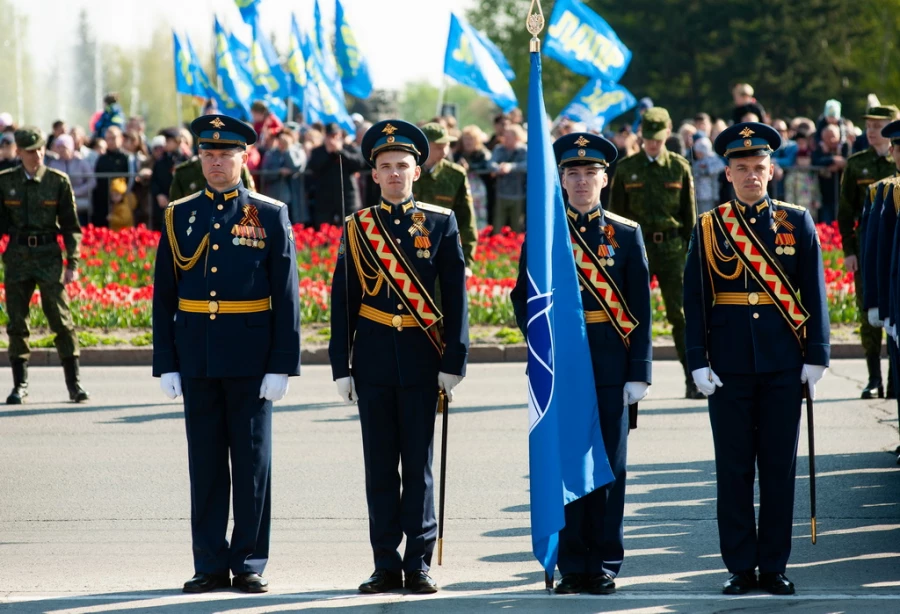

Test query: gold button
[394,219,401,225]
[391,315,403,328]
[748,292,759,305]
[210,291,217,297]
[212,244,219,250]
[214,223,221,229]
[750,217,757,224]
[211,267,218,273]
[397,304,404,310]
[753,313,759,319]
[396,238,401,244]
[580,285,585,291]
[208,300,219,314]
[217,204,224,210]
[580,226,586,233]
[209,314,216,320]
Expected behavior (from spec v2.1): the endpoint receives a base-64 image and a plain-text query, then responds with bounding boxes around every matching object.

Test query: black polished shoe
[62,357,89,403]
[861,355,883,399]
[405,570,438,594]
[587,572,616,595]
[759,572,795,595]
[554,573,585,594]
[358,569,403,593]
[722,571,757,595]
[685,381,706,400]
[233,572,268,593]
[183,572,230,593]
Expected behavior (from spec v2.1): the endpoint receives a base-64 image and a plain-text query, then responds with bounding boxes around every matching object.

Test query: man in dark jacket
[307,123,367,225]
[91,126,130,227]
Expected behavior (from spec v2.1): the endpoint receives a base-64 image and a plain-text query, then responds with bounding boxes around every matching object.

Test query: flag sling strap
[568,217,638,344]
[349,207,444,354]
[711,203,809,331]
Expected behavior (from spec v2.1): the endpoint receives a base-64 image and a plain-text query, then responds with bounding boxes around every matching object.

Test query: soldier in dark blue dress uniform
[152,115,301,594]
[328,120,469,595]
[511,133,652,595]
[684,122,830,595]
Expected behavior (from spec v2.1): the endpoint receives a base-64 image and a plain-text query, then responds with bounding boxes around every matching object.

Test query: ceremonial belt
[568,217,638,345]
[711,203,809,331]
[348,207,443,355]
[359,304,418,329]
[584,310,611,324]
[713,292,776,306]
[178,297,271,314]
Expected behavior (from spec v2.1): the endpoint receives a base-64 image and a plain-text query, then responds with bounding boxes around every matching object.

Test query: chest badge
[773,210,797,255]
[231,204,267,249]
[409,211,431,258]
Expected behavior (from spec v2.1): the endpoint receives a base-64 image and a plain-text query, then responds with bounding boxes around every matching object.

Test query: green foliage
[0,1,37,127]
[468,0,900,125]
[495,326,524,345]
[130,332,153,347]
[399,82,499,131]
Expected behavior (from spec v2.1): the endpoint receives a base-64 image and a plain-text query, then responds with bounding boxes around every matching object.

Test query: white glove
[438,372,464,402]
[160,372,182,400]
[868,307,883,328]
[801,364,827,401]
[691,367,723,397]
[623,382,649,405]
[885,318,896,341]
[336,376,358,404]
[259,373,289,401]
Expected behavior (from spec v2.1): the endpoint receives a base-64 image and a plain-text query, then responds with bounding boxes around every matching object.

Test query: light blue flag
[472,28,515,81]
[545,0,632,83]
[335,0,373,99]
[300,22,355,135]
[214,17,255,119]
[313,0,327,59]
[525,46,613,577]
[286,15,308,109]
[444,13,517,112]
[229,30,251,66]
[234,0,260,24]
[559,80,636,132]
[173,32,208,98]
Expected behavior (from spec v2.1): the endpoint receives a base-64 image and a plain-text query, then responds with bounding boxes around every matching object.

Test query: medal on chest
[409,211,431,258]
[772,210,796,255]
[231,204,267,249]
[598,224,618,267]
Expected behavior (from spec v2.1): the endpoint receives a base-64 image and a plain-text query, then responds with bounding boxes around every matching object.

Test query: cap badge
[210,117,226,129]
[738,127,755,138]
[574,136,590,147]
[744,139,753,147]
[382,123,398,135]
[386,136,395,143]
[578,149,586,157]
[212,132,220,140]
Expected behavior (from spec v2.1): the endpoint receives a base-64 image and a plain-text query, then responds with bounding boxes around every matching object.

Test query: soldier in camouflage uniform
[610,107,701,398]
[838,105,900,398]
[413,123,478,274]
[0,127,89,404]
[169,156,255,202]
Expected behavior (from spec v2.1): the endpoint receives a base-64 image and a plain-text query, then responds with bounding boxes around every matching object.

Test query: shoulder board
[604,211,638,228]
[416,202,452,215]
[847,149,871,162]
[248,191,285,207]
[443,159,467,175]
[771,199,805,211]
[0,166,20,178]
[669,151,691,166]
[44,166,67,179]
[169,190,203,206]
[175,156,199,170]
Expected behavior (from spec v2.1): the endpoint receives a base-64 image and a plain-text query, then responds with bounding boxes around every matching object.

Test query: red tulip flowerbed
[0,222,858,332]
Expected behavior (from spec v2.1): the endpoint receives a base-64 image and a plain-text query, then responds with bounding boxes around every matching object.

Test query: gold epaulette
[170,190,203,207]
[771,200,805,211]
[416,202,452,215]
[605,211,638,228]
[249,191,285,207]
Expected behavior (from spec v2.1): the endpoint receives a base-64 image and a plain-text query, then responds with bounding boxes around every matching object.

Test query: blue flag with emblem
[559,80,636,132]
[286,14,308,110]
[247,15,288,120]
[173,32,210,98]
[444,12,517,112]
[234,0,260,24]
[214,17,255,119]
[526,43,613,577]
[545,0,631,83]
[300,20,355,136]
[335,0,373,99]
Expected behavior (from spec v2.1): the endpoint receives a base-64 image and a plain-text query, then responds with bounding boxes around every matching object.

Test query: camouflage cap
[862,105,900,120]
[641,107,671,140]
[14,126,46,151]
[420,122,458,144]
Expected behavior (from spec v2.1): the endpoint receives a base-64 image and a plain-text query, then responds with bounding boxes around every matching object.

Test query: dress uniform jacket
[329,198,469,385]
[152,185,301,378]
[685,197,830,375]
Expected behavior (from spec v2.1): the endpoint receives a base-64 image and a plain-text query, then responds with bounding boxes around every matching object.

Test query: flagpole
[436,75,447,117]
[176,94,183,128]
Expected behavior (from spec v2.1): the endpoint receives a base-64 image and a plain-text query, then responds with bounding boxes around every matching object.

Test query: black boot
[6,359,28,405]
[861,354,884,399]
[62,357,89,402]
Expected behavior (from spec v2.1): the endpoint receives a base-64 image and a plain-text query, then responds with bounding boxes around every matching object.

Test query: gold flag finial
[527,0,545,52]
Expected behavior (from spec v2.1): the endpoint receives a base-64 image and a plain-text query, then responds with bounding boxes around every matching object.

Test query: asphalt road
[1,360,898,613]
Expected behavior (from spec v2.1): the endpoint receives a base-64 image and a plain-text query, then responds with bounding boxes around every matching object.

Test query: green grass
[495,327,524,345]
[130,332,153,346]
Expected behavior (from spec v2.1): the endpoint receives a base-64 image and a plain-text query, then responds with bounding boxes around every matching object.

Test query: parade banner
[545,0,632,83]
[214,17,255,118]
[300,18,355,135]
[444,12,517,112]
[173,32,213,99]
[559,79,636,131]
[335,0,373,99]
[472,27,516,81]
[525,39,612,577]
[286,15,308,110]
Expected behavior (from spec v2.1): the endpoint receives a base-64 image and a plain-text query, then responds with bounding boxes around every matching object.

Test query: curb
[0,343,883,367]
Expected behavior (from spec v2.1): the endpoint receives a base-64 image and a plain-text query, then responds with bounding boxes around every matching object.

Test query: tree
[73,8,98,123]
[0,0,37,126]
[399,81,498,131]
